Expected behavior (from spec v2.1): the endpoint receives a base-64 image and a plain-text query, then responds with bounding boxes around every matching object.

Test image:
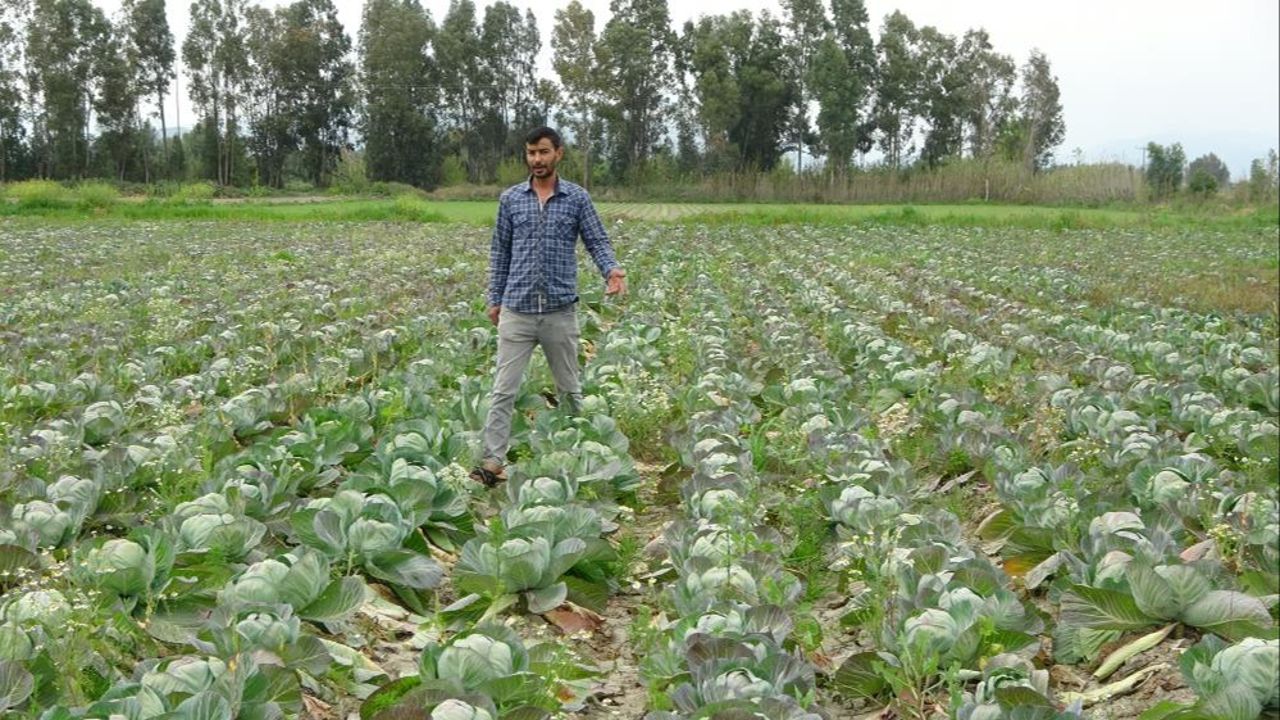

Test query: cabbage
[236,612,300,651]
[227,558,291,605]
[829,485,901,532]
[938,588,985,627]
[82,400,127,444]
[695,488,742,519]
[904,609,958,655]
[1212,638,1279,708]
[686,565,757,603]
[46,475,101,518]
[4,590,72,628]
[347,517,403,554]
[1094,551,1133,586]
[688,529,734,562]
[12,501,73,548]
[84,538,152,596]
[141,656,226,697]
[690,610,745,639]
[431,700,494,720]
[1148,469,1190,505]
[437,634,515,685]
[579,394,609,415]
[711,669,774,700]
[0,622,33,661]
[518,476,570,507]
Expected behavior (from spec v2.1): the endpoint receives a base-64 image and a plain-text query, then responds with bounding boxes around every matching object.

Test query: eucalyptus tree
[1017,49,1064,171]
[26,0,110,178]
[359,0,439,187]
[809,0,876,175]
[183,0,250,185]
[91,17,140,179]
[243,4,289,186]
[731,11,794,171]
[552,0,602,187]
[596,0,672,178]
[682,13,740,170]
[915,26,964,167]
[244,0,352,187]
[435,0,489,180]
[683,10,796,172]
[871,10,920,169]
[780,0,826,172]
[471,1,541,177]
[481,3,540,160]
[123,0,174,174]
[955,29,1015,160]
[1144,141,1184,199]
[0,0,26,180]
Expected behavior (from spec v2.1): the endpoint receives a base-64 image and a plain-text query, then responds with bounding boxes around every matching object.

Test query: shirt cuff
[600,263,621,279]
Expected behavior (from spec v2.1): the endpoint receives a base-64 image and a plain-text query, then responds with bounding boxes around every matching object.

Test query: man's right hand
[487,305,501,326]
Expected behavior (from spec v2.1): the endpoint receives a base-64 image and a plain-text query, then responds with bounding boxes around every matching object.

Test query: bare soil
[564,461,677,720]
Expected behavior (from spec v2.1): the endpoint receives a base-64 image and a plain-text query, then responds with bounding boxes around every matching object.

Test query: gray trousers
[482,305,582,463]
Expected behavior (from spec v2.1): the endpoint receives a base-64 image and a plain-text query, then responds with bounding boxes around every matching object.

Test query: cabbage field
[0,217,1277,720]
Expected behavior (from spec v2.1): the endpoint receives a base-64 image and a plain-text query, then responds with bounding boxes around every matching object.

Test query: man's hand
[605,268,627,297]
[487,305,501,326]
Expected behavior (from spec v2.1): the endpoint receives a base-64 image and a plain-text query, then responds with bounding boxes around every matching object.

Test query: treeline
[0,0,1084,191]
[1143,144,1279,204]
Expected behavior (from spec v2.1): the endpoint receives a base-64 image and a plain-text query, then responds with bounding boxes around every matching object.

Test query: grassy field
[3,191,1278,231]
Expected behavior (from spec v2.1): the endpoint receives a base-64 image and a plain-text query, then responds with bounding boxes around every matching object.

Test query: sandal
[469,464,507,488]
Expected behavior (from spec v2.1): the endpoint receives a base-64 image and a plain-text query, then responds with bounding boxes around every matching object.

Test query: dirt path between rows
[564,461,676,719]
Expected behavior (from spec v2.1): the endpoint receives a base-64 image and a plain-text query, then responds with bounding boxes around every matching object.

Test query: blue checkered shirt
[487,177,620,314]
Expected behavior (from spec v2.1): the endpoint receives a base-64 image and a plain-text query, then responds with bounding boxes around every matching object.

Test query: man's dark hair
[524,126,562,149]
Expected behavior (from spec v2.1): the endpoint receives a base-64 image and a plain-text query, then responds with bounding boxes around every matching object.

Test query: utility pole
[1136,145,1147,172]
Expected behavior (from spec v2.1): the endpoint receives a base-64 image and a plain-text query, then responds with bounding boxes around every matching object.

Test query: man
[471,126,627,486]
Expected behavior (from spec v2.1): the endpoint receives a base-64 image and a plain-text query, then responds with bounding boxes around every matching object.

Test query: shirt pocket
[552,212,579,240]
[511,211,535,245]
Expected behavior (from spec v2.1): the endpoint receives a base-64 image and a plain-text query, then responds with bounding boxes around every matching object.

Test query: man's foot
[469,459,507,488]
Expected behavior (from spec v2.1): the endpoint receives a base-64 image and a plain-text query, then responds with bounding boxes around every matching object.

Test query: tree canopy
[0,0,1081,188]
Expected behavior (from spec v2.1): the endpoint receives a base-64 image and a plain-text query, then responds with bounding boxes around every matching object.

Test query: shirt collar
[524,174,565,197]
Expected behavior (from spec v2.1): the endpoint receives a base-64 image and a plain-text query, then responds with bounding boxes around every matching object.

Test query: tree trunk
[795,91,803,174]
[223,102,235,186]
[1023,118,1039,173]
[158,89,169,180]
[583,130,591,191]
[139,106,151,184]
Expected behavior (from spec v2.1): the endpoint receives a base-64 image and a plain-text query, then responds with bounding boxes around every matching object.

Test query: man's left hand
[606,268,627,296]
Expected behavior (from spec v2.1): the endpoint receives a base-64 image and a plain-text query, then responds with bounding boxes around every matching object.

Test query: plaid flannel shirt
[487,177,620,314]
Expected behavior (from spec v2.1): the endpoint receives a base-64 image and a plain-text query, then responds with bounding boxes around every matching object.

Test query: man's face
[525,138,562,179]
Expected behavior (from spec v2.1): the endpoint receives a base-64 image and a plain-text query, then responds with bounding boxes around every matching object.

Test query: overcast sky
[101,0,1280,179]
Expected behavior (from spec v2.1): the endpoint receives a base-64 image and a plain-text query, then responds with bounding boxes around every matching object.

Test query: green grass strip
[2,196,1276,231]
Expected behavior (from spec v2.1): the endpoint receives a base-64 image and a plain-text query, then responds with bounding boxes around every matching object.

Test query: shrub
[496,158,527,186]
[164,182,216,206]
[441,155,467,186]
[383,182,422,198]
[392,193,428,218]
[332,149,370,195]
[6,180,72,209]
[1188,168,1219,197]
[74,181,121,210]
